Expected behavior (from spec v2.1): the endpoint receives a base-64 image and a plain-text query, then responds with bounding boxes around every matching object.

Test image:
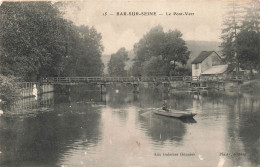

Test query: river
[0,85,259,167]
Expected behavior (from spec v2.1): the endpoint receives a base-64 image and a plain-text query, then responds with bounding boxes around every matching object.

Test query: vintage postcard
[0,0,259,167]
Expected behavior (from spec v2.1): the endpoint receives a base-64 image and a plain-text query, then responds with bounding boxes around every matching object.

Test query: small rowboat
[154,109,197,118]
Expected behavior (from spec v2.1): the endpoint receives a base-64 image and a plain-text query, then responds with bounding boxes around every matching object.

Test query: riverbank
[240,80,260,95]
[0,75,21,105]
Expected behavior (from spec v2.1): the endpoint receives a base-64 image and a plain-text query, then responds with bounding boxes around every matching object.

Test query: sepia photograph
[0,0,259,166]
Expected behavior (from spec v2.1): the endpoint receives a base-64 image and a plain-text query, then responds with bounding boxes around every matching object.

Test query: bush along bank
[240,80,260,95]
[0,74,21,111]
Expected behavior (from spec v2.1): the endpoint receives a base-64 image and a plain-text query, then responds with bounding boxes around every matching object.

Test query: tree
[236,30,260,72]
[143,56,164,76]
[132,25,190,76]
[108,48,128,76]
[220,2,244,71]
[0,2,73,81]
[239,0,260,73]
[72,26,104,76]
[241,0,260,33]
[229,0,260,73]
[0,2,104,80]
[0,74,21,105]
[162,30,190,75]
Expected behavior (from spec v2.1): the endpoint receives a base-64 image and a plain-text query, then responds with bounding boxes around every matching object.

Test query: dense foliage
[236,30,260,72]
[0,2,104,81]
[221,1,260,72]
[220,2,243,67]
[131,26,190,76]
[108,48,128,76]
[65,25,104,77]
[0,74,21,104]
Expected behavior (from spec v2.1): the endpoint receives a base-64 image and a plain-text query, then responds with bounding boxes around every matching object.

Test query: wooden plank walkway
[41,75,245,85]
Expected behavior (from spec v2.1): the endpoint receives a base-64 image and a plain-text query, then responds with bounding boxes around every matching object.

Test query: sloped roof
[201,65,228,75]
[191,51,220,64]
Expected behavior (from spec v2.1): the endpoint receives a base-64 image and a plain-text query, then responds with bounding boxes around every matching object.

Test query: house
[191,51,228,77]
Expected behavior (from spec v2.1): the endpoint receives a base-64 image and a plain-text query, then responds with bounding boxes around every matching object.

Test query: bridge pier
[101,90,106,104]
[66,85,71,96]
[36,83,43,96]
[163,82,170,92]
[133,84,139,93]
[133,93,139,101]
[100,84,107,94]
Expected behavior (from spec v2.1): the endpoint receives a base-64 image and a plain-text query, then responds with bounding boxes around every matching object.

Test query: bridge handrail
[42,76,202,83]
[42,75,246,83]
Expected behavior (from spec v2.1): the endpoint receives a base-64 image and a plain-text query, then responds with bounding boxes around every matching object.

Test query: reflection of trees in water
[138,114,186,144]
[200,92,260,113]
[0,102,102,166]
[113,110,129,125]
[106,85,133,108]
[198,91,255,109]
[105,87,194,111]
[136,89,193,110]
[168,91,260,166]
[54,85,105,104]
[226,94,260,166]
[168,93,193,110]
[194,92,244,114]
[70,85,103,102]
[2,92,54,114]
[135,89,162,108]
[188,91,260,166]
[239,112,260,166]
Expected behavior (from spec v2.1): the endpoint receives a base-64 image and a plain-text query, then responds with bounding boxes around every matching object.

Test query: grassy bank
[240,80,260,95]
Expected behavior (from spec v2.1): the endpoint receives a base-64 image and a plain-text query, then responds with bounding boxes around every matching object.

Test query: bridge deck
[41,75,244,84]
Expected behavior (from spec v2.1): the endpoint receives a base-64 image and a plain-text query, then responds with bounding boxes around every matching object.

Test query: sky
[63,0,238,55]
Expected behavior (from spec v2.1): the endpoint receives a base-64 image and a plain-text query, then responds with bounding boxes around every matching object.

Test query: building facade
[191,51,227,77]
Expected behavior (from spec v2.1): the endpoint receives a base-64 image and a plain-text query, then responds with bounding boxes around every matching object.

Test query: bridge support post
[67,85,71,103]
[163,83,170,93]
[133,84,139,93]
[152,82,158,88]
[133,93,139,101]
[36,83,42,95]
[36,83,43,102]
[100,84,106,94]
[100,84,106,104]
[222,82,225,91]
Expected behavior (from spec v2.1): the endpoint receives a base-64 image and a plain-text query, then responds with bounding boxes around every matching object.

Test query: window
[195,64,199,69]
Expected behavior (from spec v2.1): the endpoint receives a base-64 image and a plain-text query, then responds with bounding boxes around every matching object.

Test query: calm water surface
[0,85,259,167]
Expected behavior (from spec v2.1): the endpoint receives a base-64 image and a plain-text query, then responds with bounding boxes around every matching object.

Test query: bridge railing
[19,82,38,89]
[42,75,245,84]
[140,76,184,82]
[43,77,141,83]
[229,75,244,80]
[42,76,218,83]
[200,75,221,81]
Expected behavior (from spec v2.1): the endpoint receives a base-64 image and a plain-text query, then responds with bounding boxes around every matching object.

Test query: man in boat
[162,100,170,112]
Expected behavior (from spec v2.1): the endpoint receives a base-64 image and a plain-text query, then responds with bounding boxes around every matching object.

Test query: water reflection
[0,85,259,166]
[179,117,197,124]
[0,89,102,166]
[225,93,260,166]
[139,113,186,144]
[3,92,55,116]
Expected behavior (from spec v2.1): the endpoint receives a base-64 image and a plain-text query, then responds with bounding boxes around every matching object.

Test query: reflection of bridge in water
[9,92,54,114]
